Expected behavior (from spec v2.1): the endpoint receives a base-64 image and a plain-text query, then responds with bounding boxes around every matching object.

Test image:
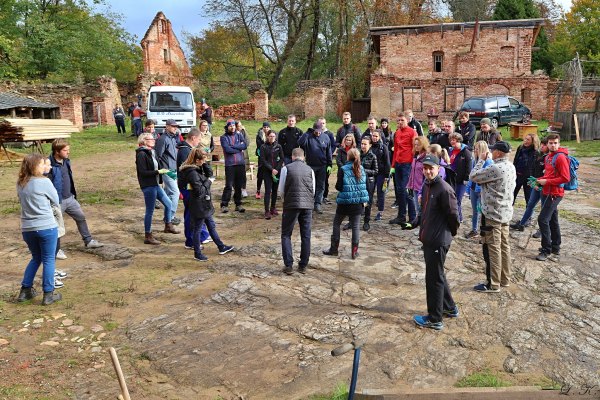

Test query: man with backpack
[336,112,362,147]
[535,134,572,262]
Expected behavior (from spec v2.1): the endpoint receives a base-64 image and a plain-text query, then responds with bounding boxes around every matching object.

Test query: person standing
[132,103,145,137]
[278,115,303,165]
[535,134,570,261]
[17,154,62,306]
[278,148,315,275]
[456,111,476,149]
[430,120,451,149]
[136,133,179,245]
[259,130,284,219]
[407,136,430,216]
[476,118,501,146]
[359,136,378,231]
[323,149,369,259]
[48,139,103,260]
[465,141,493,239]
[406,109,424,137]
[235,121,251,198]
[298,121,332,214]
[220,120,247,213]
[319,117,336,205]
[113,105,126,135]
[512,133,540,207]
[255,122,270,199]
[155,119,181,225]
[198,120,214,161]
[389,113,417,227]
[200,101,213,128]
[469,141,516,293]
[370,130,390,222]
[362,117,380,141]
[448,132,472,223]
[404,154,460,330]
[335,112,362,146]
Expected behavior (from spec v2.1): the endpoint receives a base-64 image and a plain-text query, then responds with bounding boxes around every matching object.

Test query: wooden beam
[470,19,479,52]
[531,25,541,46]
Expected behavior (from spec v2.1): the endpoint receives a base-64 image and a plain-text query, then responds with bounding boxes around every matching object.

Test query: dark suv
[456,95,532,128]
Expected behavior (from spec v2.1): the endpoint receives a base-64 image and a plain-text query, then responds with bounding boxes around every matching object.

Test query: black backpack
[443,166,457,191]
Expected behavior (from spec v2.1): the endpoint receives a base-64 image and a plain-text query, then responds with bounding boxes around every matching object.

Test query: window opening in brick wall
[444,86,467,112]
[521,88,531,105]
[163,49,170,63]
[433,52,444,73]
[160,20,166,34]
[402,87,422,112]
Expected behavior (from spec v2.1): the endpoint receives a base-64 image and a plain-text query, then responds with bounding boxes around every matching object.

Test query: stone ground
[0,150,598,400]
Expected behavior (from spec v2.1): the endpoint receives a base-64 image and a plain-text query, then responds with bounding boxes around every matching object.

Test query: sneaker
[374,212,382,221]
[184,244,193,250]
[54,270,68,279]
[322,198,331,205]
[532,229,541,239]
[255,191,262,199]
[473,283,500,293]
[465,230,479,239]
[154,201,162,209]
[55,249,67,260]
[242,189,248,198]
[282,266,293,275]
[221,206,229,213]
[85,239,104,249]
[363,222,370,231]
[391,201,398,209]
[201,237,213,245]
[270,208,279,216]
[443,306,459,318]
[314,204,323,214]
[264,211,272,220]
[219,245,234,255]
[509,223,524,232]
[500,282,511,287]
[171,216,181,225]
[235,205,245,213]
[54,278,64,288]
[536,251,549,261]
[194,253,208,262]
[413,315,443,330]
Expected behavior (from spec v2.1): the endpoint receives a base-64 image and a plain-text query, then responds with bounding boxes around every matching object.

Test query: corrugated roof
[0,92,58,110]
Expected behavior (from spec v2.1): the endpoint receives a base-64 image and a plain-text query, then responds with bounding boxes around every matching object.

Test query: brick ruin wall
[288,79,350,119]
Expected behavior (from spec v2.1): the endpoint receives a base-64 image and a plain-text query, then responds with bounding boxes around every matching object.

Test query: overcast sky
[97,0,573,56]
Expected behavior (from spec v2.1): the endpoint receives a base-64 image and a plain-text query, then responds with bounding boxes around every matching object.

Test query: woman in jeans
[465,141,493,239]
[178,148,234,261]
[135,133,179,245]
[17,154,62,305]
[323,148,369,259]
[407,136,430,215]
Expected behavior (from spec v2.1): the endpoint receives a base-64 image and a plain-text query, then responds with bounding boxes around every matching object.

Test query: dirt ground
[0,149,598,400]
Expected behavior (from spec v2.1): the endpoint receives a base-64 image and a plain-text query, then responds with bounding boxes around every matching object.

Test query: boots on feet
[164,222,180,234]
[144,232,161,245]
[42,291,62,306]
[17,286,38,302]
[322,235,340,256]
[351,242,359,259]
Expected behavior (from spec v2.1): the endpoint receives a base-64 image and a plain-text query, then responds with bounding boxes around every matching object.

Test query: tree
[444,0,494,21]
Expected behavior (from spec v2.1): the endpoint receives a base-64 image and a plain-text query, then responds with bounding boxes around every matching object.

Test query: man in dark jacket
[113,105,126,134]
[298,121,332,214]
[476,118,501,146]
[278,114,303,165]
[360,136,378,231]
[278,148,316,275]
[430,120,451,149]
[404,154,459,330]
[155,119,181,224]
[336,112,362,146]
[220,120,248,213]
[319,117,336,204]
[406,109,424,137]
[456,111,476,149]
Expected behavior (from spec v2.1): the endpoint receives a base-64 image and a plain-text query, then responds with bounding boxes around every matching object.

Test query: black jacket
[336,146,352,167]
[336,123,362,147]
[532,152,546,178]
[360,149,378,179]
[456,122,476,149]
[513,145,540,178]
[136,147,161,189]
[450,145,472,184]
[176,141,193,169]
[408,118,423,137]
[278,126,303,158]
[414,175,460,247]
[429,131,450,149]
[256,129,267,157]
[259,142,284,172]
[178,164,214,219]
[371,140,390,176]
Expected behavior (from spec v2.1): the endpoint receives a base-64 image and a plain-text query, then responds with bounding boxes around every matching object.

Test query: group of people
[16,107,572,337]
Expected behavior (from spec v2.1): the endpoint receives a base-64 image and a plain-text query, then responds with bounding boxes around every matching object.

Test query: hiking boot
[389,216,405,225]
[298,265,307,274]
[219,245,234,255]
[255,191,262,199]
[532,229,541,239]
[194,253,208,262]
[509,223,524,232]
[221,206,229,213]
[342,222,351,231]
[235,205,245,213]
[17,286,38,302]
[322,236,339,256]
[465,230,479,239]
[54,278,64,288]
[536,251,549,261]
[144,232,160,245]
[351,242,359,260]
[264,211,272,220]
[363,222,370,232]
[85,239,103,248]
[374,212,382,221]
[443,305,459,318]
[164,223,180,234]
[314,204,323,214]
[55,249,67,260]
[473,283,500,293]
[413,315,443,330]
[55,270,68,279]
[282,266,294,275]
[270,208,279,216]
[42,291,62,306]
[171,216,181,225]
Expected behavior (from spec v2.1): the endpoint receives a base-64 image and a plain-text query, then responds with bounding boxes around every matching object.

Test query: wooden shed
[0,92,59,119]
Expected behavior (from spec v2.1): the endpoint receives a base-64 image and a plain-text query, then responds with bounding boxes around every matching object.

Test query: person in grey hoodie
[469,141,516,293]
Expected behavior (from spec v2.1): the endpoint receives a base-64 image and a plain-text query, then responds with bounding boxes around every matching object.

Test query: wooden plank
[573,114,580,143]
[4,118,76,126]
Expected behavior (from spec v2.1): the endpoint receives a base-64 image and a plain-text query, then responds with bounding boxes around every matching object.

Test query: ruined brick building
[369,19,550,121]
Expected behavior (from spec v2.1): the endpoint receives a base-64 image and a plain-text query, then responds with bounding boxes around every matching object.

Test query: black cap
[490,141,511,153]
[422,154,440,166]
[262,121,271,127]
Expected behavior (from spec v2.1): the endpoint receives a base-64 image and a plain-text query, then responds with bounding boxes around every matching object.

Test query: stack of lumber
[0,118,78,142]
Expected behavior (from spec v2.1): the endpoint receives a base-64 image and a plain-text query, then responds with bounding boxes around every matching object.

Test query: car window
[509,98,520,108]
[462,99,484,110]
[498,96,510,109]
[484,99,497,110]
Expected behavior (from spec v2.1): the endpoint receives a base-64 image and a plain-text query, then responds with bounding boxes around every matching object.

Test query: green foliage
[455,369,511,388]
[446,0,494,21]
[268,99,291,118]
[209,87,251,109]
[308,383,348,400]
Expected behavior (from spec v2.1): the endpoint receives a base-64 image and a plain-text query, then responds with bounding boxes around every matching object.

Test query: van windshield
[149,92,193,112]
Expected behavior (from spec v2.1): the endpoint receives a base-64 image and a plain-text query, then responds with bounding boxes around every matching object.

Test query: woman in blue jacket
[323,148,369,259]
[465,141,493,239]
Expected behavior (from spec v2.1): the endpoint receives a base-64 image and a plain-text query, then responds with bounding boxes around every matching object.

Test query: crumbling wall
[295,79,350,118]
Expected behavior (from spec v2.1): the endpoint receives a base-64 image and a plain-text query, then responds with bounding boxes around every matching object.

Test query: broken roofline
[370,18,545,36]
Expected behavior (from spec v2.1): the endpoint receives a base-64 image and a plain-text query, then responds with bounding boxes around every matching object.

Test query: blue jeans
[133,119,142,136]
[22,228,58,293]
[519,188,541,225]
[181,189,209,247]
[142,185,173,233]
[393,162,415,221]
[455,183,467,223]
[162,174,179,218]
[192,216,225,255]
[470,191,481,232]
[281,208,312,268]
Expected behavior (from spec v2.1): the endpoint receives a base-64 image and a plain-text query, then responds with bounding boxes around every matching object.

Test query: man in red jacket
[535,134,570,261]
[389,113,417,227]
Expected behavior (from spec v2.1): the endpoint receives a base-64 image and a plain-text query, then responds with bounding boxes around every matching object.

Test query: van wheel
[491,118,499,129]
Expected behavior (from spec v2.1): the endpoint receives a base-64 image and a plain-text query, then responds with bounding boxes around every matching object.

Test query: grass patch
[308,383,349,400]
[77,189,129,206]
[0,199,20,215]
[560,209,600,231]
[455,369,511,388]
[103,321,119,331]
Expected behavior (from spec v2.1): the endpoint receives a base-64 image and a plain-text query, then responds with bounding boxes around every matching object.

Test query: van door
[497,96,511,125]
[508,97,522,123]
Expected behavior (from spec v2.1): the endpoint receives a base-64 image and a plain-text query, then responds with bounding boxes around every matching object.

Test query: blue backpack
[551,152,579,191]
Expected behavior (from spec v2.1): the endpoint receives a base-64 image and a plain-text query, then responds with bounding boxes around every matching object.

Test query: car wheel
[491,118,499,129]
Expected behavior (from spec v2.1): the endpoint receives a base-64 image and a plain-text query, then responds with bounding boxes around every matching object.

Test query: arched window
[433,51,444,73]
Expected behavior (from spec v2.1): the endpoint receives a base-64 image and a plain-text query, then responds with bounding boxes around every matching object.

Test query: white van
[146,85,196,134]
